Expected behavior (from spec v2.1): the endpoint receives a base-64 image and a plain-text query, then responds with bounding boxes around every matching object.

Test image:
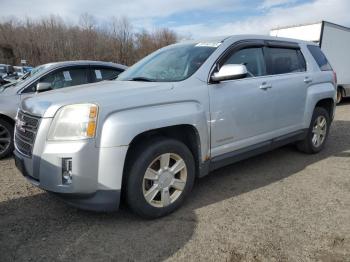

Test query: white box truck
[271,21,350,103]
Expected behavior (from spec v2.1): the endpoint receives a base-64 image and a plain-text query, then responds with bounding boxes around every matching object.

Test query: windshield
[0,64,49,92]
[15,64,47,83]
[118,43,218,82]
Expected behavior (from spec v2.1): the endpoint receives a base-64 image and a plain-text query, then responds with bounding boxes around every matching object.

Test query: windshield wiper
[127,77,157,82]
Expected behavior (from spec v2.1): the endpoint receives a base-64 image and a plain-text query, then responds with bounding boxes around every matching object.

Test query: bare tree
[0,15,178,66]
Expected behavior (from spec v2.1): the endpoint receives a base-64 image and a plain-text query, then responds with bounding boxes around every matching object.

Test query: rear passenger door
[90,67,123,82]
[264,42,309,133]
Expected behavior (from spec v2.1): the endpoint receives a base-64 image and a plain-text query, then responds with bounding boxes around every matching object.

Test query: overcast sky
[1,0,349,38]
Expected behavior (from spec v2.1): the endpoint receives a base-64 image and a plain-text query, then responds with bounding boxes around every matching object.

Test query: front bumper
[14,140,128,212]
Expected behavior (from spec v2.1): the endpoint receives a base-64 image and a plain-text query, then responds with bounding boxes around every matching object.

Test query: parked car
[13,66,33,78]
[0,60,127,158]
[0,64,16,85]
[0,64,13,77]
[14,35,336,218]
[271,21,350,103]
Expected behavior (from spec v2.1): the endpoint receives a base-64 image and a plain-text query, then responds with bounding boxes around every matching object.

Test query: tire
[297,107,330,154]
[0,119,14,159]
[336,88,343,104]
[126,138,195,219]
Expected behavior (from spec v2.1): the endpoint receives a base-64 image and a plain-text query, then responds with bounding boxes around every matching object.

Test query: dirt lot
[1,101,350,262]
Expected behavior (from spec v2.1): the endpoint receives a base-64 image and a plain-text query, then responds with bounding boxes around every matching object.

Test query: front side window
[118,43,218,82]
[223,47,267,77]
[39,68,88,89]
[266,48,306,75]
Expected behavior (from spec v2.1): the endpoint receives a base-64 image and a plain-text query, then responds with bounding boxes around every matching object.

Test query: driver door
[209,43,277,157]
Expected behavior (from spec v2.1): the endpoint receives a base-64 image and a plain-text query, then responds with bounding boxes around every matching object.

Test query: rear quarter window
[307,45,332,71]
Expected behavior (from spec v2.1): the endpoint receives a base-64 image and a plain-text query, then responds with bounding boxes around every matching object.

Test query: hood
[0,82,18,95]
[21,80,174,117]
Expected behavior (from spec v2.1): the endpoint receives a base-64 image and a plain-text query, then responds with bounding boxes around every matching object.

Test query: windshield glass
[0,64,49,92]
[15,64,47,83]
[118,43,219,82]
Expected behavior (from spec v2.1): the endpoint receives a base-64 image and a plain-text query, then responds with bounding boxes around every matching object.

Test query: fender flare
[97,101,209,161]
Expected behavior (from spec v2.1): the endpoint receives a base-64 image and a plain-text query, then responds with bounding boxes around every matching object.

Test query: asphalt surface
[1,101,350,262]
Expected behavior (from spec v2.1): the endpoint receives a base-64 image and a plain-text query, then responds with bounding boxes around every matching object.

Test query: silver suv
[0,61,127,159]
[14,35,336,218]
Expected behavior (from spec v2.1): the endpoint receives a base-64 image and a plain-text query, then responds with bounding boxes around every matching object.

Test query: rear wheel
[336,87,343,104]
[297,107,330,154]
[126,138,195,219]
[0,119,14,159]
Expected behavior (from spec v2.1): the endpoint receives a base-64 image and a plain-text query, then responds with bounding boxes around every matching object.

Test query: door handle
[304,77,313,84]
[260,82,272,90]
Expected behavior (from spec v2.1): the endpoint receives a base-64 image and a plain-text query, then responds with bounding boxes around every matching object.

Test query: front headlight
[48,103,98,141]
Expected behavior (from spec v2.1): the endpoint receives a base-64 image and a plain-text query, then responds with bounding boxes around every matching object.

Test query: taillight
[333,71,337,86]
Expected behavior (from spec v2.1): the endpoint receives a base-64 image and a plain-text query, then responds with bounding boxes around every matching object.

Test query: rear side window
[266,48,306,75]
[307,45,332,71]
[223,47,267,77]
[92,68,122,82]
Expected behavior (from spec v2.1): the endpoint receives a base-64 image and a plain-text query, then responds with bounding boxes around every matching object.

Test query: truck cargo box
[271,21,350,102]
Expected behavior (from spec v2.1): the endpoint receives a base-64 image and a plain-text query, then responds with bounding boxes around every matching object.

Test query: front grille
[15,111,41,157]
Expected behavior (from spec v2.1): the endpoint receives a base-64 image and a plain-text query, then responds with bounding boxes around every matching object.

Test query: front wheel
[0,119,14,159]
[126,138,195,219]
[297,107,330,154]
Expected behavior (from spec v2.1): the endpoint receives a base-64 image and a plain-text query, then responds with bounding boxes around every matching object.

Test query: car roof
[180,34,318,46]
[39,60,127,70]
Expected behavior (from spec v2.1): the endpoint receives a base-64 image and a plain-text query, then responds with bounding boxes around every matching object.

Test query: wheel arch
[315,98,335,120]
[0,113,15,126]
[305,82,336,126]
[120,124,204,201]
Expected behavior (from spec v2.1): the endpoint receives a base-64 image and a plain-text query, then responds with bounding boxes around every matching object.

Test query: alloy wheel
[312,115,327,148]
[142,153,187,208]
[0,124,11,155]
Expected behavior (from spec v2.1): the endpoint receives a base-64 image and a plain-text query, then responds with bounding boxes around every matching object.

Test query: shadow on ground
[0,119,349,261]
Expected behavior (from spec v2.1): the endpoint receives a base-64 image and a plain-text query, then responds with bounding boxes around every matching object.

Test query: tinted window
[92,68,122,82]
[224,47,266,77]
[266,48,306,75]
[307,45,332,71]
[40,68,88,89]
[22,82,37,93]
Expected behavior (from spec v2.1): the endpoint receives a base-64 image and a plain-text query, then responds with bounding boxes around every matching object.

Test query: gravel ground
[1,101,350,262]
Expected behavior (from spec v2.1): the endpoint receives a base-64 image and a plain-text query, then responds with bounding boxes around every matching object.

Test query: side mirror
[211,64,248,82]
[36,82,52,92]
